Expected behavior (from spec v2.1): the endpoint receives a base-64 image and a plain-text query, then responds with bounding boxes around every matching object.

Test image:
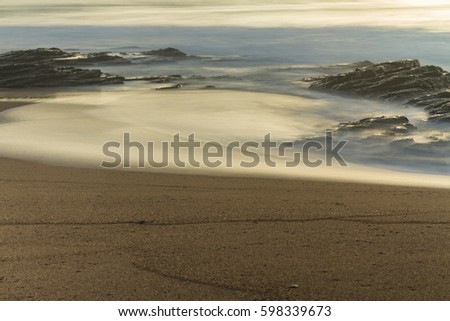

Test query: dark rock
[428,105,450,122]
[389,138,415,148]
[143,47,187,58]
[0,48,72,64]
[150,75,183,83]
[338,116,416,135]
[309,59,448,100]
[124,75,184,83]
[352,60,375,68]
[0,48,131,66]
[188,75,206,80]
[0,48,125,88]
[308,59,450,122]
[148,75,181,83]
[155,84,183,90]
[0,63,124,88]
[407,91,450,122]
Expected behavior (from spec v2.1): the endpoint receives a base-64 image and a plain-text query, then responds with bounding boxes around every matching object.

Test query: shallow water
[0,86,448,188]
[0,23,448,184]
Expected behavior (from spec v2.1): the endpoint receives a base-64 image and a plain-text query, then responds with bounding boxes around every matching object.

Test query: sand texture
[0,157,449,300]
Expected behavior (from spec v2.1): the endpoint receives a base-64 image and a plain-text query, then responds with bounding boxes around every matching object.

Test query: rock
[0,48,131,66]
[338,116,416,135]
[0,64,124,88]
[352,60,375,68]
[309,59,448,100]
[407,91,450,122]
[0,48,125,88]
[307,59,450,122]
[155,84,183,90]
[428,104,450,122]
[124,75,184,83]
[189,75,207,80]
[143,47,187,58]
[151,75,183,83]
[0,48,72,64]
[287,284,299,289]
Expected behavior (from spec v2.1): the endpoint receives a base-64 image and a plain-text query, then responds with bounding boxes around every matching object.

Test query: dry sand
[0,157,449,300]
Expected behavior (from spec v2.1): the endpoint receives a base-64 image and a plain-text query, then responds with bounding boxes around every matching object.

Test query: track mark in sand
[1,213,449,227]
[131,262,269,297]
[0,220,147,226]
[0,249,117,263]
[335,217,450,225]
[0,177,194,189]
[132,214,450,227]
[0,177,263,192]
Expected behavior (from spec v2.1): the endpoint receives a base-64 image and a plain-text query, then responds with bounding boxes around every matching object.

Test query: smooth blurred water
[1,26,449,69]
[0,25,449,177]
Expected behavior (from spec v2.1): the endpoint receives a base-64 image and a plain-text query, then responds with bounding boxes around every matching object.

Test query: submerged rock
[351,60,375,68]
[60,52,131,65]
[307,59,450,122]
[338,116,416,135]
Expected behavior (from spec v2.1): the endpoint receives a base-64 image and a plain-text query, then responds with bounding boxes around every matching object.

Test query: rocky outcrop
[0,64,124,88]
[0,48,130,66]
[307,59,450,122]
[0,48,72,64]
[337,116,416,135]
[143,47,187,58]
[0,48,125,88]
[0,47,194,88]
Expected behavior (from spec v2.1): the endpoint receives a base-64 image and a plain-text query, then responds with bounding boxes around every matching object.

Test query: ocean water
[0,25,449,184]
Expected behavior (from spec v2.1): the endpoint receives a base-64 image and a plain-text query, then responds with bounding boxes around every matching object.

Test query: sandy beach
[1,157,449,300]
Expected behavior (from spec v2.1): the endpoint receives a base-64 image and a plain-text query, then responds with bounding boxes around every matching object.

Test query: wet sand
[0,101,33,112]
[0,157,449,300]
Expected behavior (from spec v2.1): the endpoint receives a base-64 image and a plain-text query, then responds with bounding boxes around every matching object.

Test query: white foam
[0,88,449,189]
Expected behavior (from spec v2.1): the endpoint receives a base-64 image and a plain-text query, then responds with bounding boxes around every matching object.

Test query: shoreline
[1,156,449,300]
